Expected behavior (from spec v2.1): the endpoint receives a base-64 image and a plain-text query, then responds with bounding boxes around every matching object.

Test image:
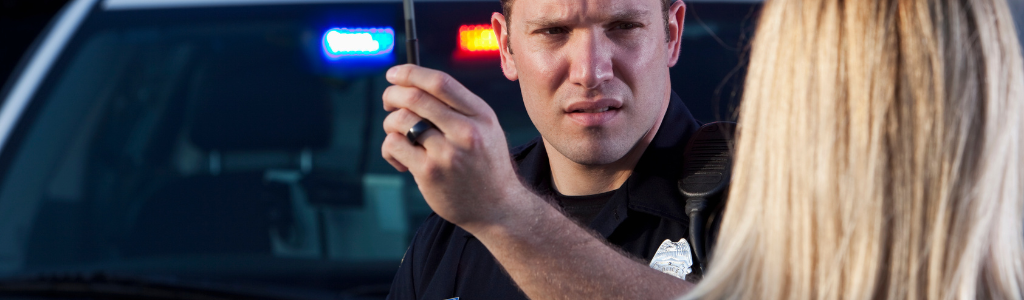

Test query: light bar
[322,27,395,59]
[458,25,499,52]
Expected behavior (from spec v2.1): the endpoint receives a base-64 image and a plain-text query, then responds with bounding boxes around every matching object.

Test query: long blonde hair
[685,0,1024,299]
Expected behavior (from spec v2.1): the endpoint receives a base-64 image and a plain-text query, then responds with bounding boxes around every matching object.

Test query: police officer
[381,0,701,298]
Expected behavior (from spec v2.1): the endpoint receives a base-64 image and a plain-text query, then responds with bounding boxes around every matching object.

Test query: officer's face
[496,0,683,166]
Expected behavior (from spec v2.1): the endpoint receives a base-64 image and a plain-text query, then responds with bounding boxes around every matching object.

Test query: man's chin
[570,156,624,167]
[555,143,630,166]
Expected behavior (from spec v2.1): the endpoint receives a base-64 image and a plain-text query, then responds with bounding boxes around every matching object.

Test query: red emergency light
[454,24,501,62]
[459,25,500,52]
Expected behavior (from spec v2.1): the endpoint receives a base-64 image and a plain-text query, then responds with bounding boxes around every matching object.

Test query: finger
[381,130,411,172]
[382,148,408,172]
[382,108,423,136]
[414,125,447,154]
[383,109,449,153]
[383,86,472,134]
[386,64,489,117]
[382,132,427,173]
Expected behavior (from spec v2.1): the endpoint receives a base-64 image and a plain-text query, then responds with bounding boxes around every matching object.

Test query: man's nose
[568,30,613,90]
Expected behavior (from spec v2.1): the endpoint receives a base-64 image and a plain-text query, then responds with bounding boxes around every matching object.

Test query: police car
[0,0,758,298]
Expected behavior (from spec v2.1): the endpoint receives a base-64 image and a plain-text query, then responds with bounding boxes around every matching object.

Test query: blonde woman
[687,0,1024,298]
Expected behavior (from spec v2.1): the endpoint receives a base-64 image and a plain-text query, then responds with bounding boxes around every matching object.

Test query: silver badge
[649,238,693,279]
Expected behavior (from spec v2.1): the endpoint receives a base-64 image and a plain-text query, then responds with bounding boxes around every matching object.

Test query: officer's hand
[381,64,530,230]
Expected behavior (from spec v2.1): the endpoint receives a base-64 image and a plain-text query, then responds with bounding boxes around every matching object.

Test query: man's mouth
[564,99,623,126]
[571,107,614,113]
[565,98,623,113]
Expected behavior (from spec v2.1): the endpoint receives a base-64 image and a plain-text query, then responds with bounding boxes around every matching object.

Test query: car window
[0,1,759,298]
[0,3,422,296]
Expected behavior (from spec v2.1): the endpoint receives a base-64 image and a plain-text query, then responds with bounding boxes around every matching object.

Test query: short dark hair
[498,0,677,52]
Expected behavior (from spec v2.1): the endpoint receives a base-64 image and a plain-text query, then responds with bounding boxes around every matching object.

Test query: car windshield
[0,1,757,299]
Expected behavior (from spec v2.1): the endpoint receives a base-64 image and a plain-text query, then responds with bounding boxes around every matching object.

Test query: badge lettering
[649,238,693,280]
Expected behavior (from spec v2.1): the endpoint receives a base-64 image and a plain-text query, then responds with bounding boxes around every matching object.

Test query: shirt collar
[510,91,701,237]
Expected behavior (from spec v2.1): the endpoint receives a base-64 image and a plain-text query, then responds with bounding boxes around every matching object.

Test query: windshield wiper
[0,272,347,300]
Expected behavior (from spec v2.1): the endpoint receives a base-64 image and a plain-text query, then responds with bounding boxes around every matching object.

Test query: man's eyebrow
[524,9,652,28]
[608,9,651,22]
[525,17,568,28]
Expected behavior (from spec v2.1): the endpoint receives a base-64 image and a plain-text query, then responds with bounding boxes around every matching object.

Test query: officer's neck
[544,103,668,197]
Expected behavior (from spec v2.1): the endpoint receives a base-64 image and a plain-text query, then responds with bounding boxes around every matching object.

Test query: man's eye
[614,23,641,30]
[543,27,568,35]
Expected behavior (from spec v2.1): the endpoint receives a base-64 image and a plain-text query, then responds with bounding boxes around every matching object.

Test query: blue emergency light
[322,27,395,59]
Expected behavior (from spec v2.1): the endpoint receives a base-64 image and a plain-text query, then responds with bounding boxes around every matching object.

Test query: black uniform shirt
[387,91,701,300]
[554,189,616,225]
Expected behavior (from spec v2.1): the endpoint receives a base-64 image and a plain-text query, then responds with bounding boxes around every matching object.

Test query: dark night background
[3,0,1024,101]
[1,0,71,88]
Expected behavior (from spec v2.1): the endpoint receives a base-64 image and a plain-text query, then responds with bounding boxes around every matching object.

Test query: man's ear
[666,0,686,67]
[492,12,518,81]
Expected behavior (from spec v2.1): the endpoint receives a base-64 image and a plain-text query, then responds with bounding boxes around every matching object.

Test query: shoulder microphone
[677,122,736,277]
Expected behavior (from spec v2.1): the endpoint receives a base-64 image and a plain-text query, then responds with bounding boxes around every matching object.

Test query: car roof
[103,0,761,11]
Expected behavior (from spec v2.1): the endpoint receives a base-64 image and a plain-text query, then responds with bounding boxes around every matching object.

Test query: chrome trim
[0,0,98,156]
